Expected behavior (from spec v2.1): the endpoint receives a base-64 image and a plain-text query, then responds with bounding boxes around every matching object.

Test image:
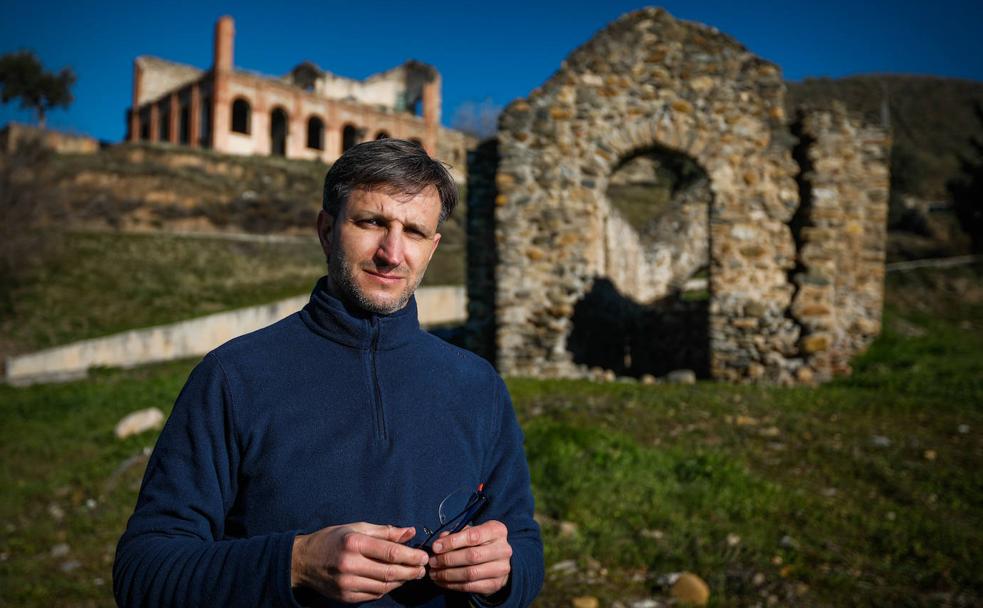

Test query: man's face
[317,186,442,315]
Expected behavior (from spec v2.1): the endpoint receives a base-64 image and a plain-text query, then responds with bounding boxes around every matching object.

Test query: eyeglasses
[414,484,488,553]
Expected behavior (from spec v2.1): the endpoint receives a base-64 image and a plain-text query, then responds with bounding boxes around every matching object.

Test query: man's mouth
[364,269,406,283]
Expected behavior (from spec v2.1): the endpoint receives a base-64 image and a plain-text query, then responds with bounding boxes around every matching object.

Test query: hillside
[786,74,983,202]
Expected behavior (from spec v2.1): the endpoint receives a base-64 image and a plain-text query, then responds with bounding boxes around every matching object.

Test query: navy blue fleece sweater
[113,277,543,607]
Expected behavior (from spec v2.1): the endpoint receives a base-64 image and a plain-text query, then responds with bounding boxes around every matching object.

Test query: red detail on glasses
[477,483,485,492]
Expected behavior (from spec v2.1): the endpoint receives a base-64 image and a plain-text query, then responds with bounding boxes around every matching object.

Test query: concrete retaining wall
[4,286,466,386]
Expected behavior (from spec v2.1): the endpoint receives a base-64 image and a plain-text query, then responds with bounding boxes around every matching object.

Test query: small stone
[759,426,781,438]
[726,533,741,546]
[821,487,838,497]
[779,535,799,550]
[666,369,696,384]
[60,560,81,572]
[601,369,616,382]
[93,577,105,586]
[550,559,577,574]
[752,572,766,586]
[85,498,98,510]
[48,503,65,521]
[795,366,815,383]
[51,543,70,558]
[640,374,657,385]
[870,435,891,447]
[958,424,970,434]
[923,449,937,461]
[800,334,831,353]
[641,528,664,540]
[630,600,661,608]
[558,520,578,538]
[670,572,710,606]
[572,596,599,608]
[886,511,896,521]
[114,408,165,440]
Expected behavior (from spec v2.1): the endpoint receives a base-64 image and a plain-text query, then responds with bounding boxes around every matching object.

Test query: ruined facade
[125,17,473,178]
[467,8,889,384]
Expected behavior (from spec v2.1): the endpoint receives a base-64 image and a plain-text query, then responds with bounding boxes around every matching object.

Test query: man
[113,139,544,607]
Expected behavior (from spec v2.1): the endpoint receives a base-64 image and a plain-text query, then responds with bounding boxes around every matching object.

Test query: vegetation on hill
[1,258,979,606]
[786,75,983,204]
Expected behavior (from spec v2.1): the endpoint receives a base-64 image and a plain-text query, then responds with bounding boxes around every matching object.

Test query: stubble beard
[327,248,421,315]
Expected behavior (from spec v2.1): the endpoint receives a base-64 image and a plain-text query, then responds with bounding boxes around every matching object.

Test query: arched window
[342,124,360,153]
[231,98,251,134]
[375,130,390,140]
[270,107,288,156]
[307,116,324,150]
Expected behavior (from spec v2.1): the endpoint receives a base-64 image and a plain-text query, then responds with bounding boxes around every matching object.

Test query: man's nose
[375,227,405,267]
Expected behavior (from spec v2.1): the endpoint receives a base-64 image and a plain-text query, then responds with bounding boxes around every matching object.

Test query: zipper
[369,317,387,440]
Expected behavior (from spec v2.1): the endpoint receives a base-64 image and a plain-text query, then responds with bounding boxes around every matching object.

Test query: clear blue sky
[2,0,981,142]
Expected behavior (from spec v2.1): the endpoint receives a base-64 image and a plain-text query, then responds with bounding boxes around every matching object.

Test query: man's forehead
[346,185,441,216]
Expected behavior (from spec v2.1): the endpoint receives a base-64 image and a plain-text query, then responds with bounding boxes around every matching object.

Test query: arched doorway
[566,146,712,378]
[342,124,360,152]
[271,107,288,156]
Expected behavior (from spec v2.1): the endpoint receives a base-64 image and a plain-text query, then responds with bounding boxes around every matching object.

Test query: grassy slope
[0,264,980,607]
[0,228,465,358]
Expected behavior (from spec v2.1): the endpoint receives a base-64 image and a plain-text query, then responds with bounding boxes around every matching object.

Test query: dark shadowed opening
[271,107,288,156]
[342,124,360,153]
[231,98,251,134]
[307,116,324,150]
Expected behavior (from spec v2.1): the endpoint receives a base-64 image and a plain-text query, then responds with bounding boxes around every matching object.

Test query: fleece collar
[300,275,421,350]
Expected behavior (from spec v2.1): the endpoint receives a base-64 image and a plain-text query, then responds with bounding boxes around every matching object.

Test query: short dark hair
[322,138,458,223]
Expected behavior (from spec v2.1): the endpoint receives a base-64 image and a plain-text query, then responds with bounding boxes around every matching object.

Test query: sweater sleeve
[113,353,302,608]
[472,377,544,608]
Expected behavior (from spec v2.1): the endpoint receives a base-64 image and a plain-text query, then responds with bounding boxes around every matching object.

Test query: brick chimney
[214,16,234,73]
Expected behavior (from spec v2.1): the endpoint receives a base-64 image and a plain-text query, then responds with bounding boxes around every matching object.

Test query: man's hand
[291,523,429,603]
[427,520,512,597]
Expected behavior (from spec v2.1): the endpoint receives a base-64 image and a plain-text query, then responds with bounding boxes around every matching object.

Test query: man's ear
[316,210,334,260]
[427,231,441,265]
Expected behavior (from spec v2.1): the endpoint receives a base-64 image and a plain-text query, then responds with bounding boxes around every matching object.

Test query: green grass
[0,232,325,357]
[0,229,465,358]
[1,265,980,607]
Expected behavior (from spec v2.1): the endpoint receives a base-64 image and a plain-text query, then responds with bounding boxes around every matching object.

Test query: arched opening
[375,130,390,140]
[231,97,251,134]
[271,107,289,156]
[307,115,324,150]
[566,145,713,378]
[342,124,360,152]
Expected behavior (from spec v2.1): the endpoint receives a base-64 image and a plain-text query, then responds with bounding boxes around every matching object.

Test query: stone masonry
[466,8,890,384]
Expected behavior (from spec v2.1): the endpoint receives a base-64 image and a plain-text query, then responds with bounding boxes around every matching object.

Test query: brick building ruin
[467,8,890,384]
[125,16,473,179]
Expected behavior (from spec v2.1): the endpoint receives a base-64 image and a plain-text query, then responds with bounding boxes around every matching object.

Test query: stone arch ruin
[466,8,890,384]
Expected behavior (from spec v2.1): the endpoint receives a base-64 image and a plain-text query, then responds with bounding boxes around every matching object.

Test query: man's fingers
[333,574,408,602]
[429,539,512,569]
[354,523,416,543]
[336,553,426,583]
[431,520,508,554]
[346,531,429,566]
[429,559,511,584]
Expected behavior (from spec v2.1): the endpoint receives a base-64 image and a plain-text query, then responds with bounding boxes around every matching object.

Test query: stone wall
[466,8,890,384]
[790,104,890,382]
